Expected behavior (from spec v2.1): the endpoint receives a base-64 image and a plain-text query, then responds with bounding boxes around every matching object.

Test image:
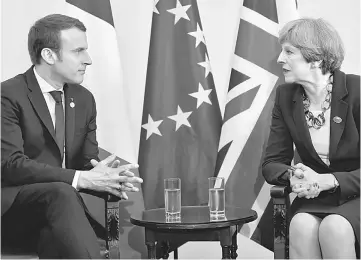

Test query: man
[1,14,143,258]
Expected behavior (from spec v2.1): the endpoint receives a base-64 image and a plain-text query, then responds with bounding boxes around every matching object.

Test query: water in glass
[209,187,225,216]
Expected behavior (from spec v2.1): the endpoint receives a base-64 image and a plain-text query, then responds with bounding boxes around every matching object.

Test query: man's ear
[40,48,56,65]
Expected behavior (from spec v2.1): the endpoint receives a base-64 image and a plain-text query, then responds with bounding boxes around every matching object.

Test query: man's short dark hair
[28,14,86,65]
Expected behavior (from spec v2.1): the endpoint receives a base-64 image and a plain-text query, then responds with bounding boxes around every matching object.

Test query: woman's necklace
[302,75,333,130]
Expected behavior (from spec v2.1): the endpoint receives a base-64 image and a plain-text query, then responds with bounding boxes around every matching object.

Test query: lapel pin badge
[333,116,342,124]
[70,98,75,108]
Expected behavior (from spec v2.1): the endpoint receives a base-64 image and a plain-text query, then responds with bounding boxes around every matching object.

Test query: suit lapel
[329,70,348,161]
[292,86,313,150]
[292,85,327,166]
[26,67,57,142]
[64,84,75,166]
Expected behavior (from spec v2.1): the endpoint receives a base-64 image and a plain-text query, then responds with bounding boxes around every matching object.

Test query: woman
[262,18,360,259]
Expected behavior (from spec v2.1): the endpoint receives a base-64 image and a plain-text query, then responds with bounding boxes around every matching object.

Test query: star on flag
[188,23,205,47]
[189,83,212,108]
[167,0,191,25]
[141,115,163,139]
[198,53,212,78]
[168,106,192,131]
[153,0,160,14]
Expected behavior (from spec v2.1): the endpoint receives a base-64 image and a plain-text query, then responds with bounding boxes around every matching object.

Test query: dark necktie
[49,91,65,161]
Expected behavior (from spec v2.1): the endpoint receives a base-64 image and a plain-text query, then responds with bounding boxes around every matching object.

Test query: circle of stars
[143,0,214,140]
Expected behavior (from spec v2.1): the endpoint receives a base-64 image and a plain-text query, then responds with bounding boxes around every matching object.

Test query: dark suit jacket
[262,69,360,208]
[1,66,100,215]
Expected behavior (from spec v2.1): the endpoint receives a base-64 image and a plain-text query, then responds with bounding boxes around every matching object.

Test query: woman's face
[277,42,312,84]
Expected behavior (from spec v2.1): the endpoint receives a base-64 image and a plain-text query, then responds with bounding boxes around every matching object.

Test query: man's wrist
[72,171,81,190]
[75,171,88,190]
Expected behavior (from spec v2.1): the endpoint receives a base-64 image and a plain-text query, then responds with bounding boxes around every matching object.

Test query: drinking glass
[208,177,225,217]
[164,178,181,218]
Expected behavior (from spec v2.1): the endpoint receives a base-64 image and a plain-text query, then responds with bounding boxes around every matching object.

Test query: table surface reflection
[130,206,257,230]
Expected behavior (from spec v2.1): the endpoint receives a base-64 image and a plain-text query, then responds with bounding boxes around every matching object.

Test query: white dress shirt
[33,68,80,189]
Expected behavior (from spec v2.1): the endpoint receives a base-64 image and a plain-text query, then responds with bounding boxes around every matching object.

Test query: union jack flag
[215,0,298,252]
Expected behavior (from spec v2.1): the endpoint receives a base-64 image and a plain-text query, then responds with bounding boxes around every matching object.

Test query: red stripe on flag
[234,19,282,76]
[223,85,260,123]
[228,68,250,92]
[243,0,278,23]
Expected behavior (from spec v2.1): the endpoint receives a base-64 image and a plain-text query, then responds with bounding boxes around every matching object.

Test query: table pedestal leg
[146,242,156,259]
[220,227,232,259]
[222,245,231,259]
[230,244,238,258]
[145,229,156,259]
[230,229,238,259]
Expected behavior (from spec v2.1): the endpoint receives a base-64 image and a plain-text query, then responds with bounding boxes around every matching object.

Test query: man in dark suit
[1,14,143,259]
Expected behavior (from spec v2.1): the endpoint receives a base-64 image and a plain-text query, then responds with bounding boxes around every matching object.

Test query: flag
[65,1,146,258]
[215,0,298,251]
[138,0,222,210]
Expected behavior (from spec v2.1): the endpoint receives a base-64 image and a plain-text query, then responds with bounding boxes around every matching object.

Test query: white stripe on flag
[240,6,279,38]
[226,77,259,104]
[65,4,136,163]
[217,56,278,159]
[276,0,300,27]
[240,182,272,238]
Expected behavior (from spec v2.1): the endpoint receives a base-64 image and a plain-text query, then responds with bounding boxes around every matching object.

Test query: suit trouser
[1,182,101,259]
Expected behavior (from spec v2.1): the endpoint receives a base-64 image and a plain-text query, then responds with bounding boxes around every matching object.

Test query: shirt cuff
[72,171,81,190]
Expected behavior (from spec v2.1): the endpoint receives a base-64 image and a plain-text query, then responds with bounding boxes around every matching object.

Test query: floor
[173,234,273,259]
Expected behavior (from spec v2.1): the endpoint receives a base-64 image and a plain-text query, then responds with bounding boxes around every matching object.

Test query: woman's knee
[319,214,355,243]
[290,213,321,239]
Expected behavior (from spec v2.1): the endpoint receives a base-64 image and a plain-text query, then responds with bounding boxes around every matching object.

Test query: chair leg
[106,201,120,259]
[271,186,291,259]
[160,241,170,259]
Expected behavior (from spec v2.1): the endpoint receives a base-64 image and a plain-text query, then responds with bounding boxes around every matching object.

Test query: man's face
[52,28,92,85]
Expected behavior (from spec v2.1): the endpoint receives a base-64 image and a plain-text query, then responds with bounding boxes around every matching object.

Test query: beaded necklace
[303,75,333,130]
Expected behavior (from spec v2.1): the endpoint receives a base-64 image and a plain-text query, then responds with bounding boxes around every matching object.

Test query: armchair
[1,192,121,259]
[271,185,292,259]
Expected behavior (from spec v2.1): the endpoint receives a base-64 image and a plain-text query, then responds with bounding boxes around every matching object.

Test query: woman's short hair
[28,14,86,65]
[279,18,344,74]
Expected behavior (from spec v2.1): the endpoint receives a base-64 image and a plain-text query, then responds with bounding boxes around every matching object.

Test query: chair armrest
[80,190,121,259]
[271,185,291,259]
[79,189,121,202]
[270,185,291,198]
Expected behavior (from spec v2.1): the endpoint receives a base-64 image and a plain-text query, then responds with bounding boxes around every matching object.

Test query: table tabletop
[130,206,257,230]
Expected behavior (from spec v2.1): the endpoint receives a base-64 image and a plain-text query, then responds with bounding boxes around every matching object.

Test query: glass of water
[208,177,225,217]
[164,178,181,218]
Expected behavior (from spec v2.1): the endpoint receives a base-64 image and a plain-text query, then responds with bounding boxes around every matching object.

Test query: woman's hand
[290,163,321,199]
[293,163,321,180]
[292,181,321,199]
